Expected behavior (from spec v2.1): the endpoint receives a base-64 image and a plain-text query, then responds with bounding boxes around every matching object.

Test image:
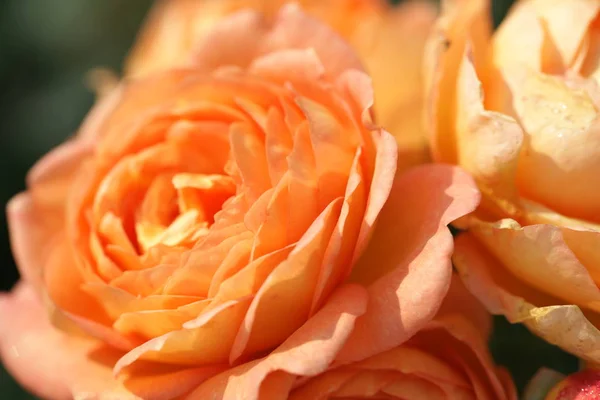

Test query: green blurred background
[0,0,579,398]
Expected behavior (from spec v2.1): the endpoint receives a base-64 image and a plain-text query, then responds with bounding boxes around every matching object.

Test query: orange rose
[126,0,437,170]
[213,275,515,400]
[426,0,600,362]
[1,275,514,400]
[1,4,480,400]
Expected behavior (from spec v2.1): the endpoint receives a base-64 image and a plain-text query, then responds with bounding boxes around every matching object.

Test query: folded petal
[337,164,480,363]
[454,233,600,363]
[186,284,368,399]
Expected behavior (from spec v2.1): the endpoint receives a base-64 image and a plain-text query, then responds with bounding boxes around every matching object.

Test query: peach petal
[7,194,60,293]
[296,95,356,208]
[115,296,253,371]
[27,138,94,205]
[352,129,397,262]
[230,197,344,363]
[209,245,294,311]
[287,121,319,242]
[186,284,368,399]
[264,107,293,186]
[359,1,435,165]
[491,0,600,76]
[424,0,491,162]
[7,138,93,293]
[436,273,493,340]
[455,51,524,202]
[124,0,219,76]
[0,282,139,400]
[249,48,326,84]
[112,299,211,339]
[229,122,271,202]
[310,148,366,315]
[383,376,447,400]
[257,371,296,399]
[520,198,600,231]
[561,228,600,286]
[454,233,600,363]
[119,362,225,400]
[263,4,364,76]
[247,176,290,260]
[162,231,253,296]
[507,69,600,220]
[208,239,254,297]
[83,283,200,320]
[44,236,112,325]
[111,264,179,297]
[333,69,376,156]
[189,4,364,78]
[288,369,358,400]
[187,9,270,73]
[333,370,401,397]
[357,346,470,389]
[468,219,600,312]
[339,165,480,363]
[427,315,513,400]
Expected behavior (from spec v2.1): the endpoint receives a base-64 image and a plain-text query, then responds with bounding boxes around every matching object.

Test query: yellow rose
[426,0,600,362]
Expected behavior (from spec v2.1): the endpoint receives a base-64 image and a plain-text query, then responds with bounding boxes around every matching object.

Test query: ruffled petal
[185,284,368,399]
[336,164,480,363]
[454,232,600,363]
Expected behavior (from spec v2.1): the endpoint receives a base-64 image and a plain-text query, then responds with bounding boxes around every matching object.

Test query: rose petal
[0,282,138,400]
[230,197,343,363]
[359,1,436,169]
[337,164,480,363]
[424,0,491,162]
[455,50,523,204]
[466,218,600,311]
[506,69,600,221]
[185,283,368,399]
[454,233,600,363]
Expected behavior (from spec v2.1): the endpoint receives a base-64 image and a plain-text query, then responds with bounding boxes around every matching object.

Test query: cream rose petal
[454,232,600,363]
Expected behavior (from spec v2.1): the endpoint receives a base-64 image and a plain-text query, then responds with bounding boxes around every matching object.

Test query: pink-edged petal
[262,4,364,77]
[7,137,93,293]
[185,283,368,399]
[337,164,480,363]
[190,4,363,78]
[249,48,326,84]
[0,282,139,400]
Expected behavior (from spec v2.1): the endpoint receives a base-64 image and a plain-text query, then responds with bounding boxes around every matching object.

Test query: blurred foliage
[0,0,578,399]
